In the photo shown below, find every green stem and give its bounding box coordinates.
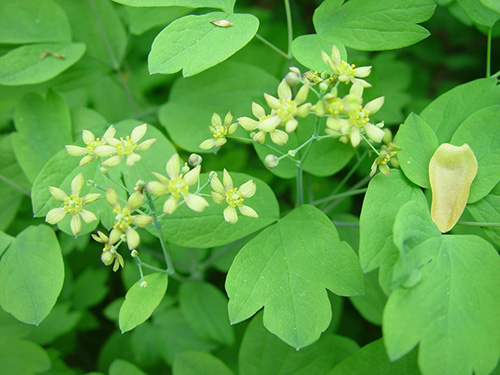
[0,174,30,197]
[255,34,289,59]
[311,188,367,205]
[457,221,500,227]
[323,174,371,214]
[332,221,360,227]
[284,0,293,58]
[134,257,145,280]
[492,70,500,78]
[361,134,380,156]
[145,191,176,275]
[296,164,304,206]
[487,27,493,77]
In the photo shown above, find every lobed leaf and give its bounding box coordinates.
[112,0,235,12]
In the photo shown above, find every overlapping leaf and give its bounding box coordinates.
[112,0,234,12]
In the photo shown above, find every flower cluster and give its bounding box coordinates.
[66,124,157,167]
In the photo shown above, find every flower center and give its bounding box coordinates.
[349,107,370,128]
[168,176,189,199]
[327,98,344,117]
[64,194,83,215]
[113,207,132,231]
[333,61,356,82]
[85,137,103,155]
[212,125,227,139]
[115,136,137,156]
[277,100,297,121]
[226,187,244,207]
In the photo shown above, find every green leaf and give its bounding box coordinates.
[0,136,30,231]
[0,0,71,44]
[467,186,500,247]
[0,232,14,259]
[0,43,86,86]
[0,225,64,325]
[480,0,500,14]
[359,170,426,277]
[391,200,441,289]
[313,0,436,51]
[457,0,500,26]
[226,205,364,349]
[124,6,192,35]
[0,339,51,375]
[160,172,279,248]
[112,0,234,12]
[349,270,386,326]
[291,34,347,72]
[71,268,109,310]
[239,313,359,375]
[148,12,259,77]
[328,339,420,375]
[396,113,439,189]
[173,351,234,375]
[420,78,500,144]
[12,91,72,183]
[159,61,279,152]
[119,273,168,333]
[383,235,500,375]
[54,0,127,69]
[450,105,500,203]
[27,302,82,345]
[109,360,148,375]
[179,281,234,346]
[154,308,217,365]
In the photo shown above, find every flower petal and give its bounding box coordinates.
[251,102,266,119]
[71,173,84,195]
[127,192,144,211]
[258,116,281,132]
[126,153,141,166]
[199,138,217,150]
[223,169,233,190]
[163,196,178,214]
[101,155,122,167]
[355,66,371,78]
[70,215,82,236]
[148,181,168,196]
[131,123,147,143]
[238,180,256,198]
[102,125,116,141]
[270,129,289,146]
[46,208,66,224]
[184,165,200,186]
[49,186,68,201]
[277,79,292,101]
[211,191,226,204]
[65,145,87,156]
[126,227,140,249]
[82,129,95,144]
[238,117,258,131]
[350,127,361,147]
[364,96,385,115]
[264,94,280,110]
[211,113,222,127]
[223,206,238,224]
[210,175,225,195]
[110,228,122,244]
[82,193,101,205]
[79,154,94,166]
[295,84,309,105]
[152,172,169,185]
[132,214,153,227]
[184,193,209,212]
[166,154,180,179]
[106,188,120,209]
[364,123,385,143]
[94,145,116,157]
[79,209,97,224]
[136,138,156,151]
[285,118,298,133]
[239,205,258,218]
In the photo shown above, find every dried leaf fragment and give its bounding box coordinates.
[429,143,478,233]
[211,19,233,28]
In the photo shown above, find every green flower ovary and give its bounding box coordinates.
[113,207,132,231]
[226,187,244,208]
[168,176,189,199]
[333,61,356,80]
[85,138,103,155]
[211,125,228,139]
[276,100,297,121]
[115,136,137,156]
[349,107,370,128]
[64,194,83,215]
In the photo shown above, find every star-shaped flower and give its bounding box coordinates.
[321,45,372,87]
[147,154,209,214]
[65,127,116,166]
[101,124,156,167]
[45,173,101,236]
[92,231,124,272]
[210,169,258,224]
[238,102,288,145]
[199,112,238,150]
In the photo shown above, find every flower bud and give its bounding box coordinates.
[100,166,108,175]
[86,179,96,187]
[319,81,329,94]
[135,179,146,189]
[208,171,217,181]
[288,150,297,157]
[264,154,279,169]
[101,251,114,266]
[181,163,190,175]
[285,67,301,86]
[382,128,392,145]
[188,153,203,166]
[130,250,138,258]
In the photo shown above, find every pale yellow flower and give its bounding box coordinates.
[102,124,157,167]
[238,102,288,145]
[45,173,101,236]
[264,79,311,133]
[199,112,238,150]
[147,154,209,214]
[92,231,124,272]
[326,82,385,147]
[321,45,372,87]
[106,188,153,250]
[210,169,258,224]
[65,127,116,166]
